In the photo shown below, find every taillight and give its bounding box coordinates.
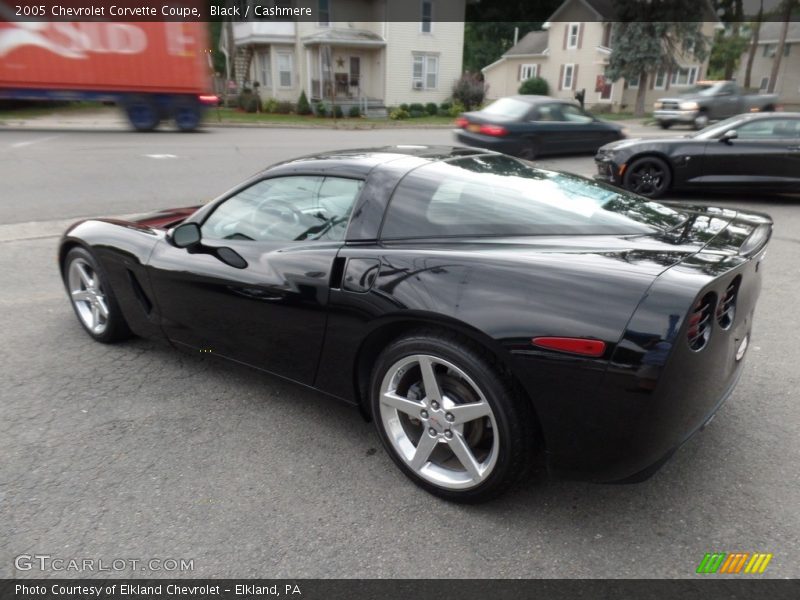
[199,94,219,106]
[531,337,606,357]
[455,117,468,128]
[479,124,508,136]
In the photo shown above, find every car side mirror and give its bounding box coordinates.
[169,222,201,248]
[721,129,738,143]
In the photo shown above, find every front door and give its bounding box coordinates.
[349,56,361,96]
[147,174,364,384]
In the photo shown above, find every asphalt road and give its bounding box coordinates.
[1,119,799,578]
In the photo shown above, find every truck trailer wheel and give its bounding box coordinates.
[124,99,160,132]
[173,100,203,132]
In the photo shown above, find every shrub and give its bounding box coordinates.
[447,101,466,117]
[399,103,410,111]
[296,90,312,115]
[425,102,438,115]
[409,103,425,113]
[451,72,486,110]
[332,105,344,118]
[315,102,327,117]
[409,109,425,118]
[348,105,361,118]
[389,108,410,120]
[274,101,294,114]
[439,101,451,111]
[518,76,549,95]
[262,97,279,113]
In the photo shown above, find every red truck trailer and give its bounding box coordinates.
[0,21,217,131]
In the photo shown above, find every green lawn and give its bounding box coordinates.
[205,107,456,128]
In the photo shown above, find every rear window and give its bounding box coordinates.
[480,97,531,119]
[381,155,686,239]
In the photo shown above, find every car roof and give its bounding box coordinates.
[504,95,573,105]
[262,146,495,178]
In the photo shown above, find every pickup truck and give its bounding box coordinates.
[653,80,779,130]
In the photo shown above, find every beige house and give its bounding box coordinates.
[482,0,719,112]
[735,22,800,108]
[231,0,465,115]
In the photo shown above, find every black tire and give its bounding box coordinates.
[369,330,537,503]
[693,110,709,131]
[658,121,672,129]
[62,247,133,344]
[173,99,203,132]
[623,156,672,198]
[124,98,160,132]
[518,142,538,161]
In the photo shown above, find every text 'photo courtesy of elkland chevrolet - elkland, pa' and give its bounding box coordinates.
[1,0,799,597]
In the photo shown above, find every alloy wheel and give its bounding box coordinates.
[629,161,667,196]
[378,354,499,490]
[67,258,109,335]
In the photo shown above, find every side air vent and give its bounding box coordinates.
[688,292,716,351]
[127,269,153,314]
[717,276,741,330]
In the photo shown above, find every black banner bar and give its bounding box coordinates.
[1,0,798,23]
[2,579,800,600]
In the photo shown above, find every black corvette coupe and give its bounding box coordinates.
[60,146,772,502]
[595,112,800,198]
[455,95,626,159]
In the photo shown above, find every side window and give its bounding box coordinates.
[736,119,800,140]
[560,104,593,123]
[201,175,362,242]
[534,104,563,121]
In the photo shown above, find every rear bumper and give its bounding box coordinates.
[653,109,699,124]
[454,130,522,155]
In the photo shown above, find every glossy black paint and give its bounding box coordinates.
[455,96,625,158]
[59,147,772,483]
[595,112,800,194]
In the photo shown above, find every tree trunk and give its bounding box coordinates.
[767,2,793,94]
[634,71,649,117]
[724,23,740,80]
[744,1,763,89]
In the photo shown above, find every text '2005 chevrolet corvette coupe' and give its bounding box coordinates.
[60,146,772,502]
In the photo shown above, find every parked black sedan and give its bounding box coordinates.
[595,112,800,198]
[60,146,771,502]
[455,95,625,159]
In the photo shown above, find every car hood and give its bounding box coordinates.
[598,137,689,152]
[131,206,201,230]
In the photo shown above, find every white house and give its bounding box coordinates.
[736,22,800,108]
[231,0,466,115]
[481,0,719,112]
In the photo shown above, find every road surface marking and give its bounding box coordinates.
[10,135,61,149]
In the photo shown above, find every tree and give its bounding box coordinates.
[708,29,749,79]
[767,0,799,93]
[606,2,710,117]
[743,0,765,88]
[463,22,544,73]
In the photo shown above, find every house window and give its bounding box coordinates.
[318,0,330,26]
[628,74,640,89]
[277,52,293,88]
[258,50,271,88]
[412,54,438,89]
[762,44,790,58]
[567,23,580,49]
[421,0,433,34]
[562,64,575,90]
[520,64,538,81]
[759,76,770,91]
[671,66,698,86]
[654,70,667,89]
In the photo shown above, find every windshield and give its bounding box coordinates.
[683,83,719,96]
[382,155,688,239]
[691,115,750,139]
[480,97,531,119]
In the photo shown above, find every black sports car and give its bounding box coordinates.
[60,146,772,502]
[455,95,625,159]
[595,112,800,198]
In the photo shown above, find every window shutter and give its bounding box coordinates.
[559,64,564,90]
[572,65,579,90]
[518,64,522,81]
[563,25,568,50]
[578,23,584,49]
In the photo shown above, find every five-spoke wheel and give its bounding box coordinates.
[623,156,672,198]
[63,247,131,343]
[371,332,535,502]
